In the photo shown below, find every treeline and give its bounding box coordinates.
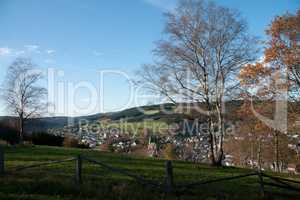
[0,122,89,148]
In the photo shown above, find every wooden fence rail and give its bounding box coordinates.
[261,173,300,193]
[177,172,258,189]
[0,149,300,199]
[257,171,265,198]
[262,173,300,184]
[13,158,76,172]
[81,155,162,188]
[75,155,82,184]
[264,182,300,192]
[165,160,174,194]
[0,147,4,175]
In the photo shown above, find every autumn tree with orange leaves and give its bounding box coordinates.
[265,10,300,98]
[238,10,300,172]
[225,99,270,169]
[236,62,275,170]
[240,9,300,100]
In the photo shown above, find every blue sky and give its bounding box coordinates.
[0,0,299,116]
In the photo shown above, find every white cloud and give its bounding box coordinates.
[46,49,55,54]
[0,45,57,58]
[14,50,25,56]
[93,50,103,57]
[144,0,177,11]
[24,44,39,50]
[44,59,55,64]
[0,47,12,56]
[24,45,41,53]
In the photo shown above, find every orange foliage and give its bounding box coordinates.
[239,63,271,86]
[265,10,300,69]
[239,10,299,98]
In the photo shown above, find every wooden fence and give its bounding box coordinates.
[0,148,299,199]
[0,147,4,176]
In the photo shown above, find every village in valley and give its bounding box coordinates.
[0,0,299,199]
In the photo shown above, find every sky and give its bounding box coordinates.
[0,0,299,117]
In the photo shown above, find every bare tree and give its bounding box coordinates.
[137,0,258,166]
[1,58,47,144]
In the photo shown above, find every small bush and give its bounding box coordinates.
[31,132,64,146]
[62,136,90,149]
[100,139,115,152]
[100,143,111,152]
[77,142,90,149]
[63,136,79,148]
[0,123,19,145]
[163,143,177,160]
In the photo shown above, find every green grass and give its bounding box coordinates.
[0,145,299,200]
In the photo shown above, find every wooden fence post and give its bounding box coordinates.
[257,171,265,199]
[0,147,4,175]
[76,155,82,184]
[165,160,174,194]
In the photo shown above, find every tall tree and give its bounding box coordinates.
[1,58,47,144]
[234,98,270,170]
[239,62,285,172]
[265,10,300,98]
[137,0,258,166]
[239,10,300,172]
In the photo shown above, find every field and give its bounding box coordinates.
[0,145,299,200]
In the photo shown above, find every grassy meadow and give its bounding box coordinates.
[0,145,299,200]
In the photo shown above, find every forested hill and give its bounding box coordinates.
[1,101,299,134]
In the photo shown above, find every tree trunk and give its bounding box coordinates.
[208,118,224,167]
[205,94,224,167]
[208,125,217,165]
[19,114,24,144]
[215,151,224,166]
[257,138,262,171]
[274,131,279,172]
[251,138,254,169]
[215,100,225,167]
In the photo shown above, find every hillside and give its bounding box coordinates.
[0,102,238,134]
[1,100,299,137]
[0,145,299,200]
[0,103,183,133]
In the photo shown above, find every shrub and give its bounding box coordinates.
[100,143,111,152]
[100,139,115,152]
[62,136,90,149]
[77,142,90,149]
[163,143,177,160]
[63,136,79,148]
[0,123,19,145]
[296,165,300,173]
[31,132,64,146]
